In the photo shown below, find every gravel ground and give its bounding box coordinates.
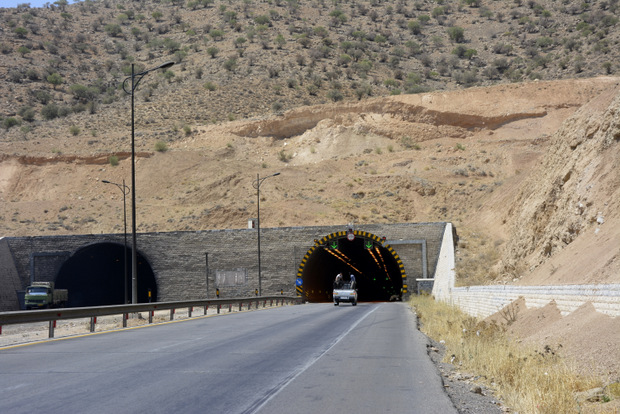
[426,337,507,414]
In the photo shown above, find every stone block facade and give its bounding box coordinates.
[1,222,450,310]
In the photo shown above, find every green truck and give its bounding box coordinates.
[24,282,68,310]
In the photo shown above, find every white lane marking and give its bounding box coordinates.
[243,303,382,414]
[3,383,28,391]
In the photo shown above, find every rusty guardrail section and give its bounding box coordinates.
[0,296,302,338]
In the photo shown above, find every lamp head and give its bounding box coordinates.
[158,61,175,70]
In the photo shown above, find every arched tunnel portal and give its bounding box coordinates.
[55,242,157,307]
[297,231,406,302]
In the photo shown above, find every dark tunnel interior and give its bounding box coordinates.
[301,237,403,302]
[55,242,157,307]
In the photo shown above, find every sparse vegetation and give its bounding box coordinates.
[46,72,63,90]
[41,103,59,120]
[3,117,20,130]
[278,150,291,163]
[203,81,217,91]
[411,295,599,414]
[154,141,168,152]
[0,0,612,134]
[401,136,418,149]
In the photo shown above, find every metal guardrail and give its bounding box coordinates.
[0,296,302,338]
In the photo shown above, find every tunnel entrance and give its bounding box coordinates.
[297,230,406,303]
[55,242,157,307]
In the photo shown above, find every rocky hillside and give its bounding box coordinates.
[0,0,618,287]
[1,0,619,133]
[502,83,620,285]
[1,76,619,288]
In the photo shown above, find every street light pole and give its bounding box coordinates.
[102,179,130,304]
[252,172,280,296]
[123,61,174,304]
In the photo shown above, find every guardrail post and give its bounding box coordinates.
[239,302,242,311]
[149,311,153,324]
[123,313,128,328]
[90,317,96,333]
[249,301,252,310]
[228,303,232,313]
[48,320,55,338]
[170,309,175,321]
[188,307,192,318]
[217,304,220,314]
[204,305,208,315]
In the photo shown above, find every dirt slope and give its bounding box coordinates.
[1,77,619,387]
[1,77,618,282]
[502,81,620,285]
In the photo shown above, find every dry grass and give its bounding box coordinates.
[455,231,502,286]
[410,294,601,414]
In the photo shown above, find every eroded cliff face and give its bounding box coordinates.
[502,87,620,284]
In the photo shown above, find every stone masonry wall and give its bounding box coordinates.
[2,222,448,310]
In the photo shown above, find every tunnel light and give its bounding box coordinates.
[323,245,362,275]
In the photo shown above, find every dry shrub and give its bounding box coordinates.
[455,235,502,286]
[410,294,599,413]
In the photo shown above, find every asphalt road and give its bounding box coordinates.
[0,302,456,414]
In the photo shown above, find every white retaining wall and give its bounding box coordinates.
[431,224,620,318]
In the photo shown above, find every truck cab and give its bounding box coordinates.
[25,285,53,309]
[24,282,68,310]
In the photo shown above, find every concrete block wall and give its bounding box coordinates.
[450,284,620,318]
[430,222,456,300]
[1,222,448,309]
[431,223,620,318]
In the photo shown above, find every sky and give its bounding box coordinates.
[1,1,81,8]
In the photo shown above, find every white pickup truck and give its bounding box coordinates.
[333,282,358,306]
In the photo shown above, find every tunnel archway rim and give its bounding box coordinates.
[296,229,408,296]
[54,241,158,306]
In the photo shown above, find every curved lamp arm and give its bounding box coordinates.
[102,179,130,196]
[252,172,281,190]
[122,61,175,95]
